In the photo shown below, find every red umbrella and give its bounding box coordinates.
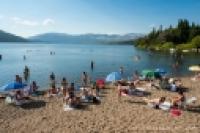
[96,79,105,89]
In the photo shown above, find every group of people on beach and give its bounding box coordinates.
[2,61,199,114]
[117,72,197,114]
[47,71,100,109]
[8,67,38,105]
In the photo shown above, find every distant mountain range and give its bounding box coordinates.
[0,30,144,43]
[29,33,143,44]
[0,30,27,42]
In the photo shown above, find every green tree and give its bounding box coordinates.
[177,19,190,43]
[191,35,200,48]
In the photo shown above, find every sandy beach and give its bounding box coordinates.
[0,77,200,133]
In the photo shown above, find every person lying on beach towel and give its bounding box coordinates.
[171,90,197,110]
[143,97,166,109]
[118,82,149,98]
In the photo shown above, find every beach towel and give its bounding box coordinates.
[81,96,100,104]
[5,96,13,104]
[170,108,182,117]
[159,102,172,111]
[128,88,149,97]
[186,97,197,104]
[63,105,74,111]
[136,87,146,91]
[179,97,197,108]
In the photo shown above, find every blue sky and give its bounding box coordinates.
[0,0,200,37]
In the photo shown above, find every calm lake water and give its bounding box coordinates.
[0,43,199,89]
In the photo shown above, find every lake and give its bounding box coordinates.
[0,43,200,89]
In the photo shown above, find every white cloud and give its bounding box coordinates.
[10,17,55,27]
[21,20,39,26]
[11,17,39,26]
[42,18,55,26]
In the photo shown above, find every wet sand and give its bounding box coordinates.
[0,77,200,133]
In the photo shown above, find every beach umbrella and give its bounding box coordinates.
[106,72,122,82]
[142,69,160,79]
[189,65,200,72]
[155,68,167,76]
[96,79,105,85]
[0,82,27,93]
[96,79,105,89]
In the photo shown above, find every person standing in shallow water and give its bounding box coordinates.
[23,55,26,60]
[120,66,124,75]
[23,66,30,82]
[81,72,88,86]
[49,72,56,89]
[91,60,94,70]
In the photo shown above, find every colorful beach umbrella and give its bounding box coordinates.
[142,69,160,79]
[96,79,105,85]
[189,65,200,72]
[106,72,122,82]
[0,82,27,93]
[96,79,105,89]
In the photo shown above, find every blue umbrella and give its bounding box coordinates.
[0,82,27,93]
[106,72,122,82]
[155,68,167,76]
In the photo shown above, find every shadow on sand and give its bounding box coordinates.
[186,105,200,114]
[74,104,90,110]
[125,100,146,105]
[20,100,46,109]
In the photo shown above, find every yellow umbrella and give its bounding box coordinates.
[189,65,200,72]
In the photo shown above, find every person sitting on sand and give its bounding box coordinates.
[64,83,81,108]
[30,81,38,93]
[118,82,134,97]
[170,81,178,92]
[159,76,170,90]
[169,78,183,92]
[171,91,184,108]
[15,75,20,83]
[81,86,100,104]
[14,90,27,105]
[132,70,146,85]
[91,82,100,97]
[143,97,166,109]
[48,85,59,97]
[171,90,197,109]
